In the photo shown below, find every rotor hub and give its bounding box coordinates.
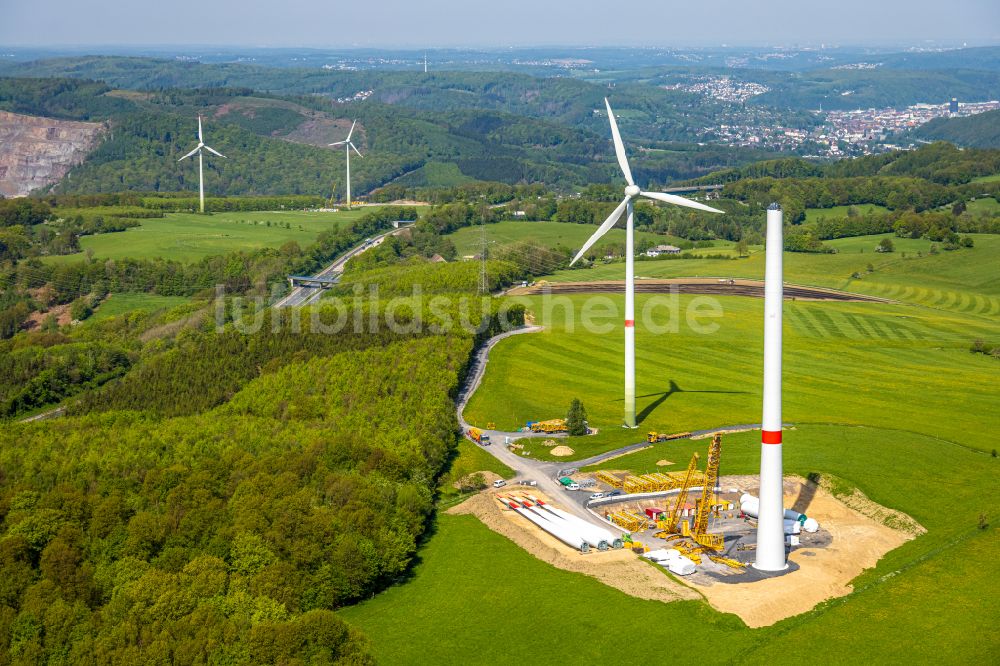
[625,185,640,198]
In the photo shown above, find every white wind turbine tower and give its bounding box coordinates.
[570,98,723,428]
[178,115,225,213]
[329,120,363,208]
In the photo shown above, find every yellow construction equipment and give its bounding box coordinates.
[609,511,647,533]
[530,419,567,433]
[596,471,624,488]
[647,431,692,444]
[662,452,700,534]
[708,554,745,570]
[691,434,725,551]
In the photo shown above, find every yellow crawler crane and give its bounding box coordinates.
[596,471,624,488]
[662,451,700,534]
[691,434,725,551]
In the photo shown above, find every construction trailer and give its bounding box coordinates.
[646,431,692,444]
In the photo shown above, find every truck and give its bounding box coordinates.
[529,418,568,434]
[468,427,491,446]
[558,476,581,491]
[647,431,692,444]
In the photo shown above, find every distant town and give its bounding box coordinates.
[667,75,1000,156]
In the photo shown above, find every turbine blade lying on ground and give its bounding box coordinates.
[605,98,634,186]
[641,191,724,214]
[178,146,200,161]
[571,196,630,265]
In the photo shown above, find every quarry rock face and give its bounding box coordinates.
[0,111,104,197]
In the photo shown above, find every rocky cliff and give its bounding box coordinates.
[0,111,104,197]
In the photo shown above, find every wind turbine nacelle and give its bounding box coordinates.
[625,185,640,198]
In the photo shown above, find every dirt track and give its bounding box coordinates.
[506,278,889,303]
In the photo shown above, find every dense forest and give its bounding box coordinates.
[910,110,1000,148]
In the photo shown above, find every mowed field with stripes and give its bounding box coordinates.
[465,234,1000,457]
[544,233,1000,320]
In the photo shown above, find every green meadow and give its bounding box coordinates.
[543,233,1000,319]
[45,208,375,263]
[464,293,997,457]
[345,234,999,663]
[89,293,192,321]
[446,220,726,257]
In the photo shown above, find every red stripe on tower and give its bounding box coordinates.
[624,319,634,327]
[762,430,782,444]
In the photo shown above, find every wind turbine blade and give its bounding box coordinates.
[347,119,357,141]
[605,98,634,186]
[640,191,724,214]
[198,115,203,143]
[350,143,363,158]
[570,197,629,265]
[203,144,226,158]
[178,146,200,161]
[329,140,347,147]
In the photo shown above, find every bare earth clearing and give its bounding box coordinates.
[448,489,700,603]
[450,475,920,628]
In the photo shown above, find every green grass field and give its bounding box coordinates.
[447,220,729,258]
[543,234,1000,319]
[971,173,1000,183]
[965,197,1000,214]
[88,293,193,322]
[347,238,999,661]
[343,424,998,664]
[45,208,375,263]
[804,204,889,222]
[464,293,997,457]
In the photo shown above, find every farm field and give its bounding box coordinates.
[446,220,727,257]
[965,196,1000,214]
[464,292,997,456]
[804,204,889,222]
[543,233,1000,318]
[88,293,193,321]
[43,208,375,263]
[342,424,998,664]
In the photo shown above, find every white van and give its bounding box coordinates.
[564,482,581,491]
[493,479,507,488]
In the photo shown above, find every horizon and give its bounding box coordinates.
[2,0,998,49]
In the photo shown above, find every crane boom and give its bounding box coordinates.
[664,452,699,532]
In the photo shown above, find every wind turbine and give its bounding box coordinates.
[178,115,225,214]
[570,98,724,428]
[329,120,363,208]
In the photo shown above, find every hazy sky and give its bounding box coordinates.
[2,0,998,48]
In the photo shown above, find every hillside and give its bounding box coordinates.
[910,109,1000,148]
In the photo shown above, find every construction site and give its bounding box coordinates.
[451,430,918,627]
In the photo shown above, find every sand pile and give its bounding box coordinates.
[550,446,575,457]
